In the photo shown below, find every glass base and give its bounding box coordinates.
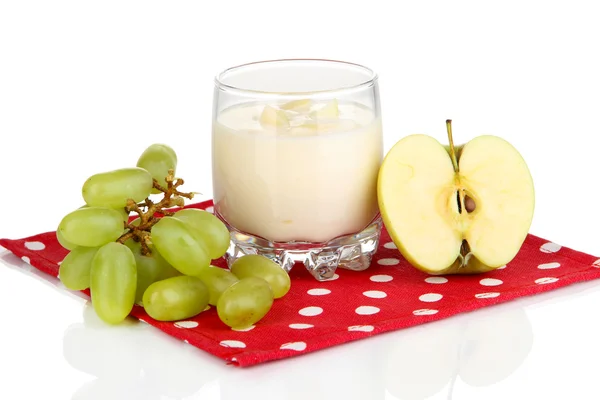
[221,216,383,281]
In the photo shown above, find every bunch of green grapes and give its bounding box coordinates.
[56,143,291,328]
[143,254,292,329]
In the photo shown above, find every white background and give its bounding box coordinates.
[1,1,600,399]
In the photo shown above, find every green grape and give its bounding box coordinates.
[56,228,78,251]
[230,255,291,299]
[150,217,210,276]
[173,209,230,260]
[123,237,141,253]
[216,277,274,329]
[115,207,130,222]
[59,247,99,290]
[142,276,209,322]
[80,204,130,222]
[196,265,239,305]
[136,144,177,194]
[125,239,180,304]
[58,207,125,247]
[82,167,153,209]
[90,242,137,324]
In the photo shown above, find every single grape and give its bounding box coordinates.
[216,277,274,329]
[56,228,78,251]
[58,207,125,247]
[173,209,230,260]
[90,242,137,324]
[80,204,130,222]
[82,167,153,209]
[125,239,181,304]
[59,247,99,290]
[142,276,209,322]
[230,255,291,298]
[136,144,177,194]
[196,265,239,305]
[150,217,210,276]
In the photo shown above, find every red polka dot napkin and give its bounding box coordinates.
[2,200,600,367]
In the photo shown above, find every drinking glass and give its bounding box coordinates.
[212,59,383,281]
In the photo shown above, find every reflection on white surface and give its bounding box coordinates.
[62,299,534,400]
[5,247,600,399]
[64,302,387,400]
[384,306,533,399]
[65,303,226,399]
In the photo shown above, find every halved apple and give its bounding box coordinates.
[377,120,535,274]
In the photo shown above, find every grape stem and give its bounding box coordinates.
[116,169,195,255]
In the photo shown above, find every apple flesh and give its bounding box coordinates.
[377,120,535,274]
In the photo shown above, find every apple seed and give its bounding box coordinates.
[465,195,476,213]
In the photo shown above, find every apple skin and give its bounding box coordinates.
[428,252,498,276]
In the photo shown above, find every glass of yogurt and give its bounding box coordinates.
[212,59,383,281]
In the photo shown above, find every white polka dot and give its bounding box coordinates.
[538,262,560,270]
[231,357,237,362]
[289,323,314,329]
[370,274,393,282]
[232,325,255,332]
[24,241,45,251]
[363,290,387,299]
[299,306,323,316]
[535,277,559,284]
[383,242,397,249]
[220,340,246,348]
[348,325,374,332]
[377,258,400,266]
[205,206,214,213]
[174,321,198,329]
[355,306,380,315]
[419,293,443,302]
[593,259,600,268]
[497,265,507,270]
[413,309,438,316]
[425,277,448,284]
[307,288,331,296]
[280,341,307,351]
[475,292,500,299]
[480,278,503,286]
[21,256,31,265]
[540,242,561,253]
